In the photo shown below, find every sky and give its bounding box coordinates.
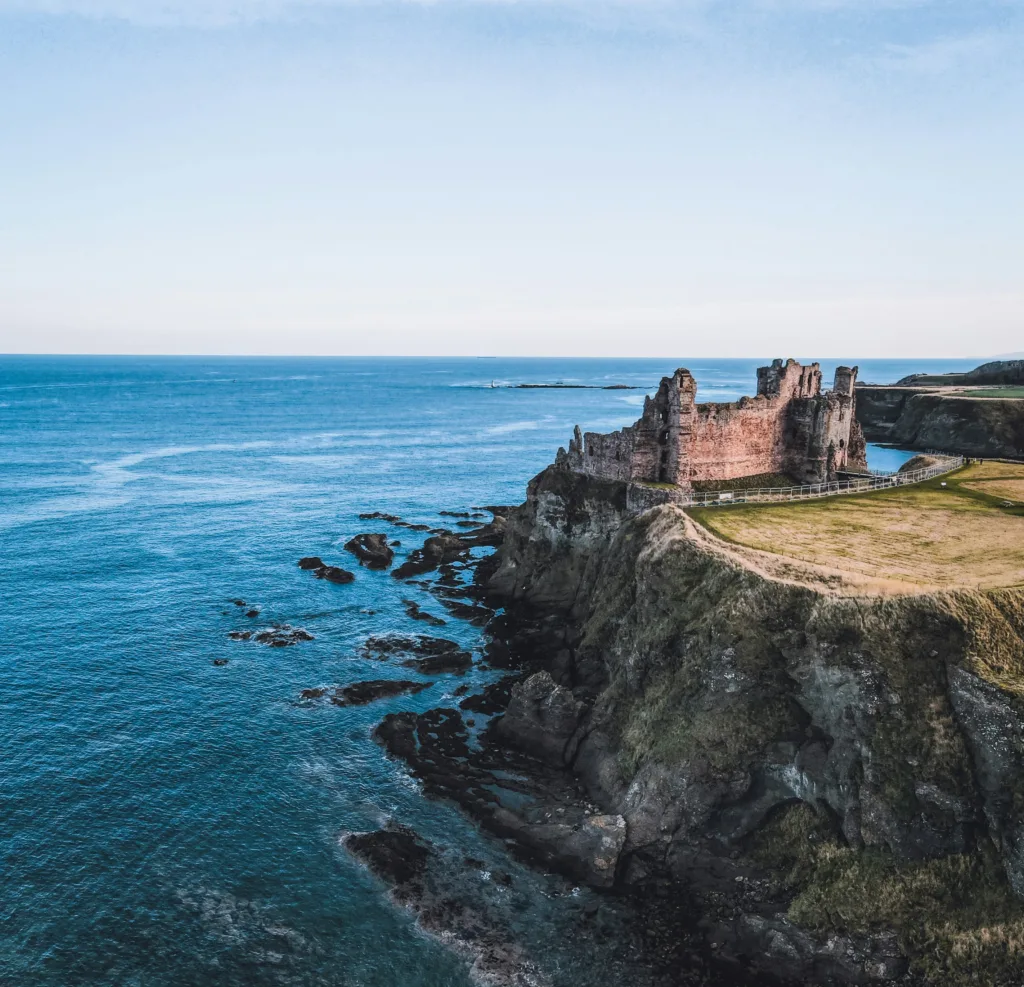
[0,0,1021,357]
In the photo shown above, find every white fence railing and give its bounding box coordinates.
[682,455,965,508]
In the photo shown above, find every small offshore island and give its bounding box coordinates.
[346,359,1024,987]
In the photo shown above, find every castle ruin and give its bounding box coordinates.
[558,359,867,490]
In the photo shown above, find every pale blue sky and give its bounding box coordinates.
[1,1,1021,356]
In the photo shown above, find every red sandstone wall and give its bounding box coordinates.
[682,398,792,482]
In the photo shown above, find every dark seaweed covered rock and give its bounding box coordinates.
[343,823,550,986]
[392,533,468,579]
[301,679,432,706]
[372,706,625,888]
[344,823,430,886]
[438,599,494,625]
[332,679,433,706]
[344,533,395,570]
[254,624,314,647]
[402,599,446,626]
[406,651,471,675]
[359,511,431,532]
[314,565,355,584]
[363,634,472,673]
[298,556,355,583]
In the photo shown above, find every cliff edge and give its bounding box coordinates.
[484,463,1024,984]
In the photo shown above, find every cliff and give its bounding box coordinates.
[857,387,1024,459]
[483,464,1024,984]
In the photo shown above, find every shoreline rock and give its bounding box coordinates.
[343,823,551,987]
[344,533,395,570]
[297,557,355,584]
[402,599,446,627]
[253,624,314,647]
[362,634,473,675]
[301,679,433,706]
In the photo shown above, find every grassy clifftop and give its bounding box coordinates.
[690,462,1024,594]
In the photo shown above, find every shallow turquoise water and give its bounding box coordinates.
[0,356,967,985]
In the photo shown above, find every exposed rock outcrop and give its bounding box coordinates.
[494,671,584,768]
[373,706,626,888]
[391,517,508,580]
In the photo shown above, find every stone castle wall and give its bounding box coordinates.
[558,359,865,489]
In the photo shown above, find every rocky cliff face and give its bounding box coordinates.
[857,387,1024,459]
[484,465,1024,984]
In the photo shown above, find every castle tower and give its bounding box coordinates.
[629,368,697,486]
[832,366,857,398]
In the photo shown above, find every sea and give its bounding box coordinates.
[0,355,971,986]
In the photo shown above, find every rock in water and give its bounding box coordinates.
[344,823,430,886]
[402,599,446,626]
[363,634,472,674]
[314,565,355,584]
[344,533,395,570]
[343,823,550,987]
[253,624,315,647]
[298,556,355,582]
[392,533,468,579]
[330,679,433,706]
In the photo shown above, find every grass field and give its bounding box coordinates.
[950,386,1024,399]
[690,462,1024,592]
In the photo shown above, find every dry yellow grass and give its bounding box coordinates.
[690,463,1024,594]
[960,460,1024,503]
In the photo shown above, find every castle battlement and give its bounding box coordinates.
[557,359,866,488]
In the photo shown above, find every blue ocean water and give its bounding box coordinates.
[0,355,970,986]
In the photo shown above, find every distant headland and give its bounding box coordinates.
[857,358,1024,460]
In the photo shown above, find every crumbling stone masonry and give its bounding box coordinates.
[557,359,867,489]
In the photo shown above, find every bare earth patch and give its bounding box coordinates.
[690,463,1024,594]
